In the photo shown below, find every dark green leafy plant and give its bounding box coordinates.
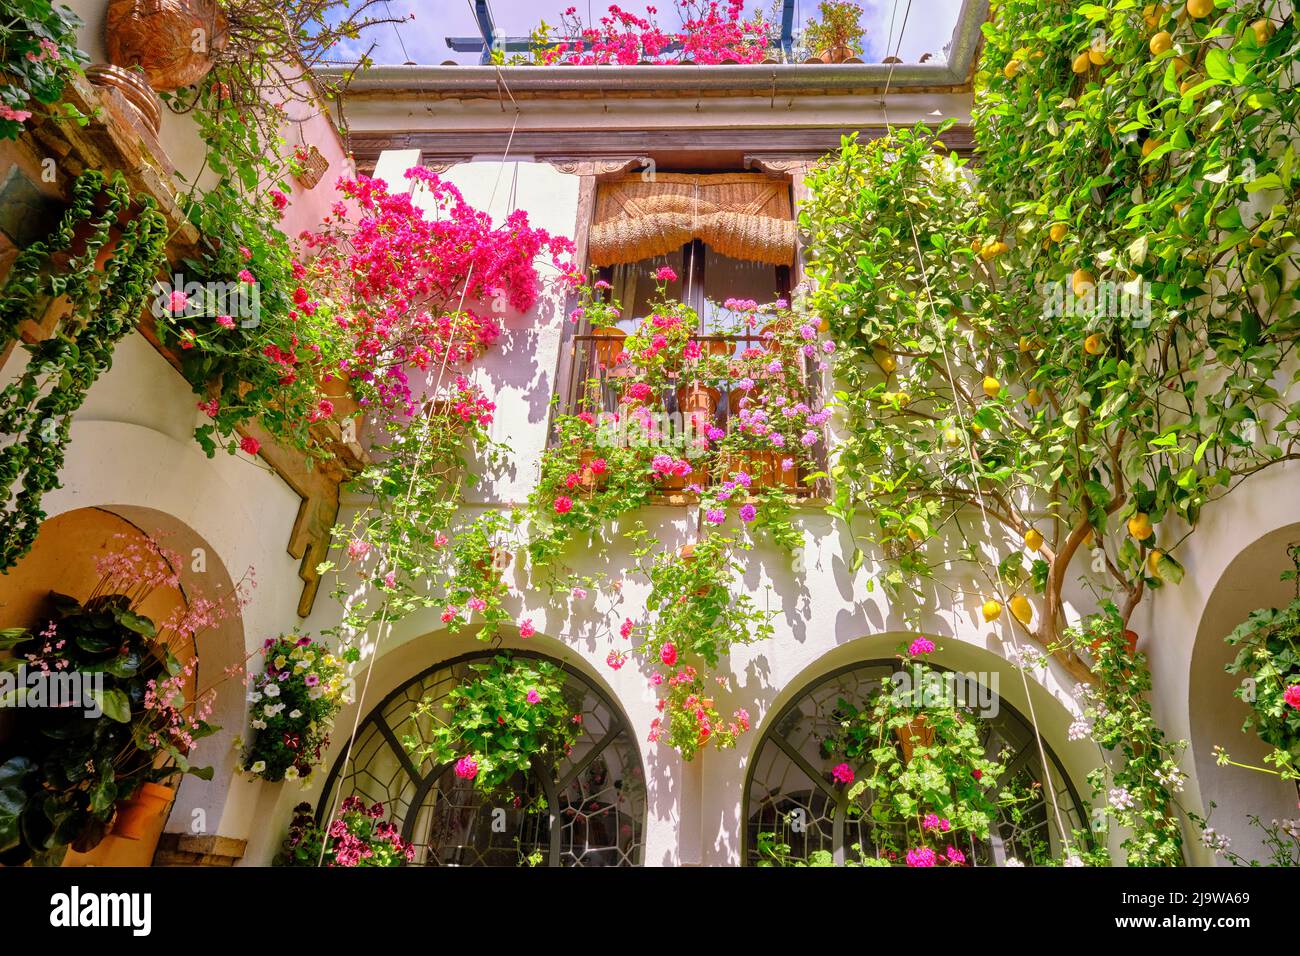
[1223,545,1300,780]
[0,0,86,140]
[403,654,582,800]
[1057,606,1185,866]
[0,593,215,865]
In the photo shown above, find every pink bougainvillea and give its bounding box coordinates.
[298,168,575,421]
[538,1,771,65]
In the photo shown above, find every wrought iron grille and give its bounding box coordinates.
[744,660,1091,866]
[555,329,830,497]
[317,651,646,867]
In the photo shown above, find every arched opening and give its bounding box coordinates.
[0,505,246,866]
[743,659,1090,866]
[318,649,647,866]
[1188,523,1300,863]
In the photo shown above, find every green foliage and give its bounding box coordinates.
[625,525,771,760]
[442,511,515,639]
[0,170,169,569]
[0,594,214,865]
[0,0,86,140]
[1058,607,1186,866]
[836,652,1013,864]
[803,1,866,59]
[1224,547,1300,779]
[275,798,412,867]
[403,654,582,799]
[527,406,659,564]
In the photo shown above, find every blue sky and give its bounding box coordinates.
[331,0,964,66]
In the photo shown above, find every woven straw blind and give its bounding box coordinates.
[589,173,795,267]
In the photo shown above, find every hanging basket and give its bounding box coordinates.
[293,145,330,190]
[895,716,934,764]
[591,327,627,368]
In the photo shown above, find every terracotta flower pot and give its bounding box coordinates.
[473,548,512,580]
[718,449,798,489]
[577,449,607,490]
[105,0,228,92]
[818,45,854,64]
[85,63,162,135]
[676,383,720,418]
[678,542,696,562]
[592,327,626,367]
[895,716,934,764]
[318,369,359,421]
[111,782,175,840]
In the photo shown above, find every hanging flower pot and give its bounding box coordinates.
[895,715,934,764]
[577,449,608,490]
[473,548,512,582]
[105,0,228,92]
[318,368,359,422]
[592,327,626,368]
[718,449,798,489]
[676,383,720,418]
[111,782,175,840]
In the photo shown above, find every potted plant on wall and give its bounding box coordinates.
[804,1,866,64]
[0,535,249,864]
[240,634,349,782]
[0,0,86,140]
[275,798,413,866]
[1224,547,1300,783]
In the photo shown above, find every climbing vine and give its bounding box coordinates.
[0,169,168,570]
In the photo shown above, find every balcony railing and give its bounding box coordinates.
[553,331,830,499]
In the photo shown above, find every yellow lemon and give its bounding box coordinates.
[1186,0,1213,18]
[1072,269,1096,296]
[1150,31,1173,55]
[1084,333,1106,356]
[1147,549,1165,578]
[1004,59,1022,79]
[1072,51,1091,74]
[874,349,897,374]
[1026,387,1043,407]
[1024,528,1044,552]
[1143,3,1166,29]
[1049,222,1069,243]
[1010,595,1033,626]
[982,600,1003,623]
[1128,512,1153,540]
[1252,19,1274,44]
[1088,46,1108,65]
[982,376,1002,398]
